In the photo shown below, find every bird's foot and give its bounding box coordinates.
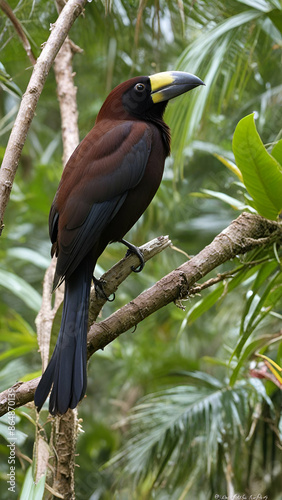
[120,238,145,273]
[93,276,115,302]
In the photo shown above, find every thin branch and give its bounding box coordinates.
[0,0,36,65]
[0,212,281,417]
[0,0,87,233]
[89,235,172,323]
[189,256,274,295]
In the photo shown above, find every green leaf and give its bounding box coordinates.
[20,466,46,500]
[201,188,256,212]
[237,0,275,12]
[232,113,282,220]
[186,283,224,325]
[229,334,279,386]
[0,345,36,362]
[7,248,50,269]
[0,269,41,312]
[213,153,243,181]
[232,267,281,363]
[0,63,22,98]
[0,359,28,391]
[268,9,282,35]
[171,370,224,389]
[186,263,259,325]
[166,9,262,174]
[271,139,282,165]
[21,370,42,382]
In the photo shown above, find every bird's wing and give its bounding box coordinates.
[51,121,152,284]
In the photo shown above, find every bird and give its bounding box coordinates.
[34,70,204,415]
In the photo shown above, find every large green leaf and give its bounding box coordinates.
[268,9,282,34]
[20,466,46,500]
[271,138,282,165]
[238,0,279,13]
[232,113,282,220]
[0,269,41,312]
[7,248,50,269]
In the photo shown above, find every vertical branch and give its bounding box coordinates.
[35,5,83,496]
[224,448,235,498]
[53,409,79,500]
[54,38,81,164]
[35,258,64,372]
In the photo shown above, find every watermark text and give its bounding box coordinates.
[6,387,17,493]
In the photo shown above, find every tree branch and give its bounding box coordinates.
[87,213,282,355]
[0,0,87,233]
[89,235,172,323]
[33,2,83,495]
[0,212,281,417]
[0,0,36,65]
[54,0,82,164]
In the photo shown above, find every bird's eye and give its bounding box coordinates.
[135,83,145,92]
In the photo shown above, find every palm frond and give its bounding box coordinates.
[108,373,272,490]
[165,6,279,175]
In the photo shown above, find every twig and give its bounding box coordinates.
[188,256,274,295]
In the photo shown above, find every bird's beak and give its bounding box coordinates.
[150,71,205,104]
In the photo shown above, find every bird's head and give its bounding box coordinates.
[97,71,204,122]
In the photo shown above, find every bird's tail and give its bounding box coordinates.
[34,258,93,415]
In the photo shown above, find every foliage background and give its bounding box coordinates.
[0,0,281,498]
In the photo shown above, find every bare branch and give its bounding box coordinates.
[0,380,39,416]
[89,235,172,323]
[0,0,87,232]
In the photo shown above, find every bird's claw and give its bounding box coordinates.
[93,276,115,302]
[120,239,145,273]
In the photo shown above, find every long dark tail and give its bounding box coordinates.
[34,258,93,415]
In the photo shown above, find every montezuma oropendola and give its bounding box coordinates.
[34,71,204,415]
